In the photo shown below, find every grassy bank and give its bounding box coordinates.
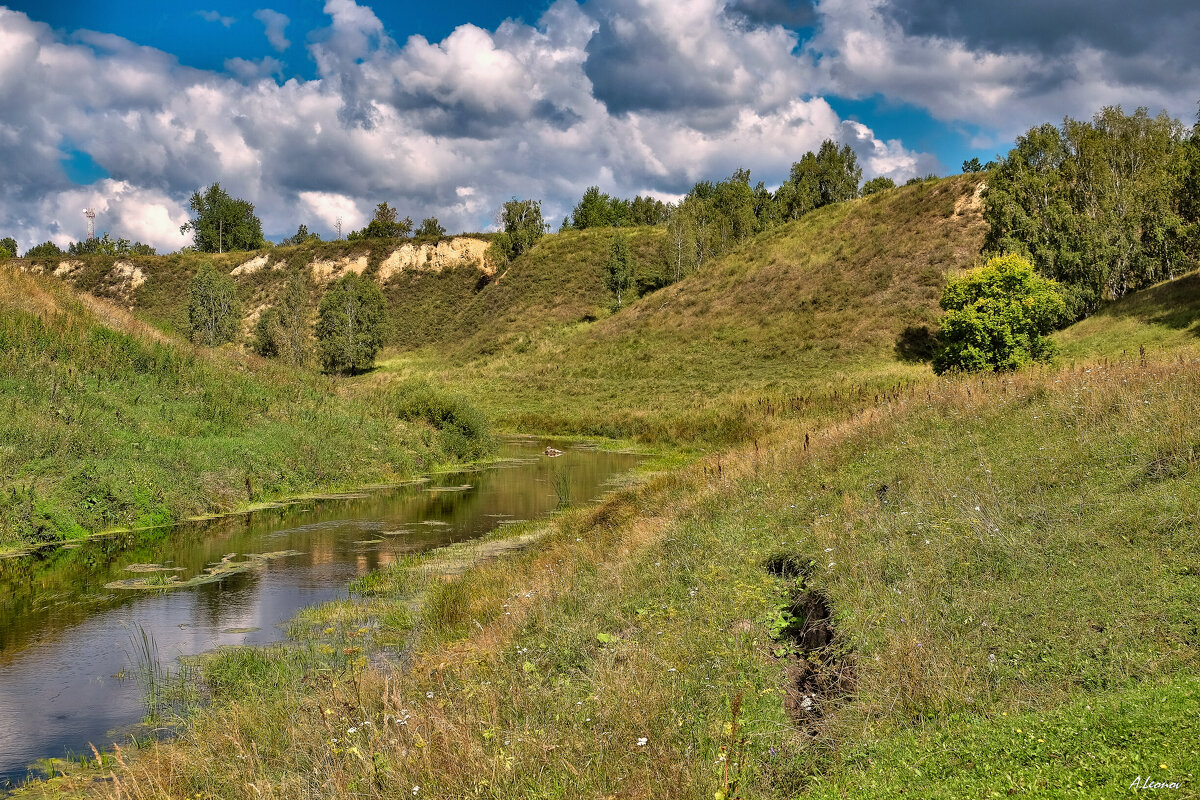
[24,340,1195,797]
[0,267,493,552]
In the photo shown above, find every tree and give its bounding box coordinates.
[180,183,265,253]
[0,237,16,259]
[933,254,1066,374]
[605,231,636,308]
[349,203,414,240]
[415,217,447,238]
[188,261,242,346]
[814,140,862,206]
[283,224,321,246]
[962,157,984,173]
[861,176,896,196]
[24,241,62,258]
[663,206,697,283]
[486,198,546,267]
[316,272,388,374]
[252,268,311,365]
[984,106,1190,317]
[67,233,155,256]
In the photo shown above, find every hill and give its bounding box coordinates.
[379,175,989,444]
[0,267,491,552]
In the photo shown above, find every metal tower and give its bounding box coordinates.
[83,208,96,240]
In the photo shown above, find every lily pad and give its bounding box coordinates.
[106,550,303,590]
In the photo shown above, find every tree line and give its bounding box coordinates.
[983,104,1200,318]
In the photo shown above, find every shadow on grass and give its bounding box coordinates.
[894,324,938,363]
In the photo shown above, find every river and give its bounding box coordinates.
[0,439,638,788]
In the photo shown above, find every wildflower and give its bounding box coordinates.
[348,727,358,734]
[637,737,648,746]
[412,787,420,795]
[426,691,434,698]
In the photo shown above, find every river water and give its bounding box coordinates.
[0,439,638,788]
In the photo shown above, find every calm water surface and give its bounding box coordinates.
[0,439,638,788]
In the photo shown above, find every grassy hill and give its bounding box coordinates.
[11,172,1200,797]
[62,266,1200,800]
[379,175,989,444]
[0,266,491,552]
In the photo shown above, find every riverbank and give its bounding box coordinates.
[0,266,502,554]
[12,349,1199,799]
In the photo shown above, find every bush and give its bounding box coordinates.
[315,273,387,374]
[188,261,242,346]
[382,381,495,461]
[933,253,1067,374]
[24,241,63,258]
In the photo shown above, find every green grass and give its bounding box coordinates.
[11,175,1200,799]
[368,175,989,446]
[0,267,493,551]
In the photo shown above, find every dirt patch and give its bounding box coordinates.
[377,237,492,281]
[954,180,986,216]
[766,554,855,733]
[109,259,146,291]
[311,254,369,283]
[231,254,272,276]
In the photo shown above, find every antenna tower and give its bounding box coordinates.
[335,217,343,241]
[83,208,96,240]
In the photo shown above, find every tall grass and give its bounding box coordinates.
[0,267,492,550]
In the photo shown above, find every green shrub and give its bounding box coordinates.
[315,273,387,374]
[188,261,242,346]
[934,253,1066,374]
[383,381,495,461]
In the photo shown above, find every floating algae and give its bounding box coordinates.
[353,539,385,545]
[424,484,473,493]
[123,563,185,573]
[106,551,304,590]
[418,520,451,526]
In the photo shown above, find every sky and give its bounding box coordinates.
[0,0,1197,252]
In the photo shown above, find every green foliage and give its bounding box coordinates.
[252,268,311,366]
[281,224,320,246]
[24,241,63,258]
[984,105,1195,317]
[187,261,242,347]
[961,157,984,173]
[934,253,1066,373]
[861,176,896,196]
[486,198,546,267]
[662,207,697,282]
[180,183,265,252]
[315,272,388,374]
[348,203,413,240]
[776,139,862,220]
[415,217,447,238]
[68,233,156,256]
[569,187,669,229]
[379,380,495,461]
[0,246,11,261]
[0,236,16,259]
[605,230,636,308]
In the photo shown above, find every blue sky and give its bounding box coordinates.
[1,0,1195,250]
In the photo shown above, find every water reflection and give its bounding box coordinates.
[0,439,637,788]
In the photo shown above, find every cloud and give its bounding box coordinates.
[727,0,817,29]
[253,9,291,52]
[196,10,235,28]
[806,0,1200,138]
[0,2,942,253]
[583,0,812,118]
[225,56,285,81]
